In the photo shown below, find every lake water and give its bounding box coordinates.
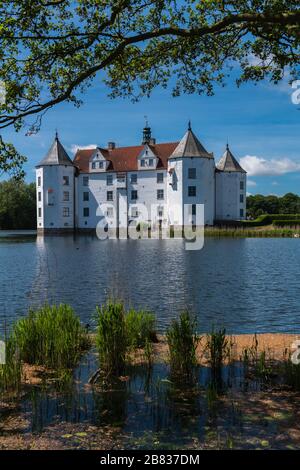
[1,234,300,333]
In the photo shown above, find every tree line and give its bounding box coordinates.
[247,193,300,219]
[0,179,36,229]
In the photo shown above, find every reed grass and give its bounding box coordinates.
[205,328,229,370]
[125,309,156,350]
[13,304,90,370]
[95,302,157,376]
[95,301,127,376]
[166,311,199,380]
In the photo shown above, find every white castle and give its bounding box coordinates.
[35,123,247,234]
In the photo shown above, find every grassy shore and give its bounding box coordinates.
[205,226,300,238]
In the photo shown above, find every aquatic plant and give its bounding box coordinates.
[95,301,127,376]
[166,311,199,380]
[125,309,156,350]
[205,327,229,370]
[13,304,90,370]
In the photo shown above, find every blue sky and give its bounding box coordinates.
[2,75,300,195]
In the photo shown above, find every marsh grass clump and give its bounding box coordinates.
[166,311,200,381]
[95,301,127,376]
[0,336,22,394]
[125,309,156,350]
[205,328,229,370]
[13,304,90,370]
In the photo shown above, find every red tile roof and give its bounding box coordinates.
[73,142,179,173]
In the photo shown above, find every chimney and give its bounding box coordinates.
[108,142,116,150]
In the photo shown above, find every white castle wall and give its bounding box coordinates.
[167,157,215,226]
[215,171,246,220]
[36,165,75,230]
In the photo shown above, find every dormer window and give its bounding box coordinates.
[141,160,145,167]
[92,162,96,169]
[99,161,104,169]
[149,159,153,166]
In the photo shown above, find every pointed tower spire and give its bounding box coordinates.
[36,133,73,167]
[170,125,213,158]
[216,144,246,173]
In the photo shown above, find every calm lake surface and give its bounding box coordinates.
[0,234,300,333]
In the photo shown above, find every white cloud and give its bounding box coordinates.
[240,155,300,176]
[247,179,257,187]
[272,181,279,186]
[69,144,97,154]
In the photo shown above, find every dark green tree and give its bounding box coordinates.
[0,1,299,176]
[247,193,300,218]
[0,179,36,229]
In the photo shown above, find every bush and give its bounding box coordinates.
[13,304,89,369]
[166,311,199,380]
[242,214,300,227]
[125,309,156,350]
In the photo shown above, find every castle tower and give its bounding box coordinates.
[35,133,75,233]
[167,123,216,227]
[215,144,247,220]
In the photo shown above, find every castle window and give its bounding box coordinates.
[107,174,113,185]
[131,174,137,184]
[92,162,96,169]
[192,204,196,215]
[240,181,244,190]
[131,206,139,217]
[106,207,113,218]
[149,158,154,166]
[131,190,138,200]
[141,160,145,167]
[188,168,196,179]
[37,176,41,187]
[38,192,41,202]
[240,194,244,203]
[240,208,244,218]
[99,161,104,169]
[83,207,89,217]
[188,186,196,197]
[157,206,164,217]
[38,208,42,218]
[83,191,89,202]
[63,207,70,217]
[107,191,113,201]
[157,189,164,200]
[157,173,164,183]
[63,191,69,201]
[63,176,69,186]
[83,176,89,186]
